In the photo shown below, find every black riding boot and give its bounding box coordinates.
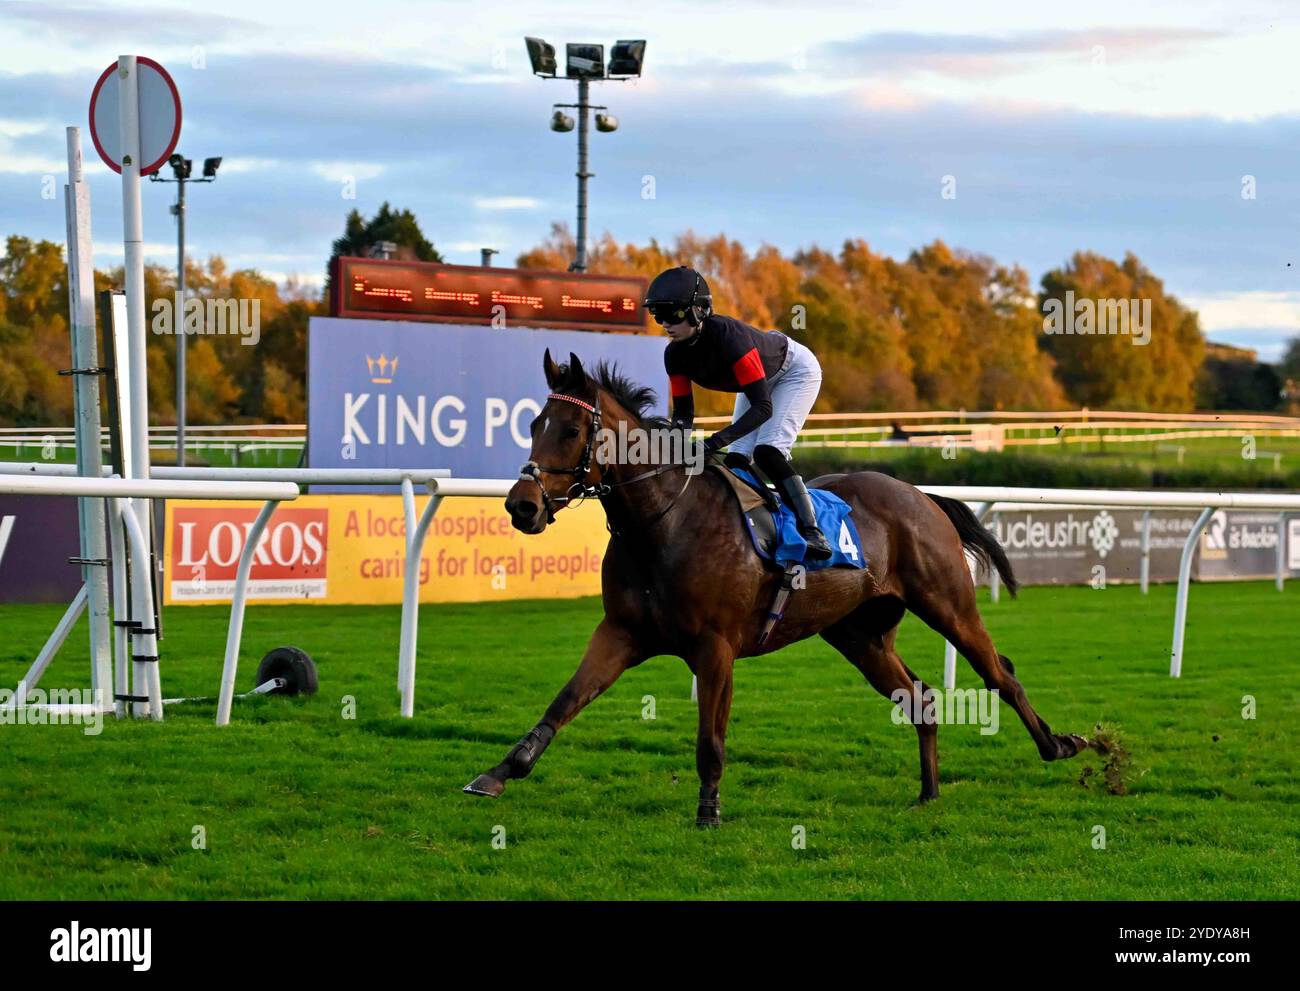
[776,475,833,561]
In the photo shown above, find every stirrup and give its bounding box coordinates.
[801,526,833,560]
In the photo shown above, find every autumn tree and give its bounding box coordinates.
[324,203,443,300]
[1039,252,1205,411]
[0,236,73,425]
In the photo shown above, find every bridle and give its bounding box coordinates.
[519,392,608,518]
[518,391,695,532]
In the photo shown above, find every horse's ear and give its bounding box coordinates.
[568,352,585,384]
[543,348,561,388]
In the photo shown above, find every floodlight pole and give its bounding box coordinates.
[574,77,591,272]
[530,37,642,272]
[175,175,186,465]
[153,159,217,466]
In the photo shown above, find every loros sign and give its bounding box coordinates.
[170,506,328,601]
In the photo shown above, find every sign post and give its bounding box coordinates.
[89,54,182,719]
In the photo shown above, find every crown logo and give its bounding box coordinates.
[365,353,398,384]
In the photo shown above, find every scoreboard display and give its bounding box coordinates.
[330,257,649,333]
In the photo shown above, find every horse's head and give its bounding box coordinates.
[506,349,604,534]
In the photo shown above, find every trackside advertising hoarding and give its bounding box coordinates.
[989,508,1201,585]
[162,499,1299,607]
[988,508,1300,585]
[306,317,668,484]
[0,496,83,603]
[163,496,608,605]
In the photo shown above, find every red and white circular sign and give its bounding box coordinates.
[89,56,182,176]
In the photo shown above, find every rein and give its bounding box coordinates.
[519,391,695,533]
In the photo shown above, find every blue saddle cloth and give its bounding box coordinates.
[731,469,866,572]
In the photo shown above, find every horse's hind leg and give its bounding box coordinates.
[822,608,939,803]
[907,579,1087,762]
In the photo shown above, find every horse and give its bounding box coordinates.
[464,350,1089,826]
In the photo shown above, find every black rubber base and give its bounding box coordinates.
[255,646,319,696]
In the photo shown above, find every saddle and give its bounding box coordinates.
[708,452,868,645]
[709,453,865,574]
[709,452,780,561]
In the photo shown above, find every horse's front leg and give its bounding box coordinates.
[691,634,736,827]
[464,619,642,798]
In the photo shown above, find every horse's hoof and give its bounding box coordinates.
[1057,734,1089,759]
[695,802,721,827]
[463,774,505,797]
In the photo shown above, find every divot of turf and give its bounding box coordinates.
[1083,723,1133,795]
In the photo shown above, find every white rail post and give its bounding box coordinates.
[119,498,162,719]
[945,502,991,690]
[216,499,279,726]
[107,498,129,719]
[1139,510,1151,595]
[398,479,443,718]
[1277,512,1286,593]
[398,479,416,694]
[5,586,89,705]
[1170,506,1214,678]
[989,512,1001,604]
[64,125,112,701]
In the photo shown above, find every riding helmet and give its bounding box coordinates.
[644,265,712,327]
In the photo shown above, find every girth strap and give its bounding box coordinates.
[756,563,802,647]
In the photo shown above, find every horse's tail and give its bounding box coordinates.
[926,493,1019,598]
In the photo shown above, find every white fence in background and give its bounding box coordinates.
[0,425,305,466]
[7,408,1297,462]
[915,486,1300,689]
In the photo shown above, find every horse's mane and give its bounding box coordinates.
[557,359,671,429]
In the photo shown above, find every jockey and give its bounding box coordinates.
[644,265,833,561]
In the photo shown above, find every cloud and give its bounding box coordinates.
[0,0,254,46]
[0,119,47,139]
[1182,292,1300,333]
[821,27,1227,80]
[249,270,324,289]
[0,152,66,174]
[473,196,542,210]
[92,240,178,257]
[3,32,1297,322]
[214,157,284,175]
[308,161,386,183]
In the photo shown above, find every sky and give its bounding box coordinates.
[2,0,1298,360]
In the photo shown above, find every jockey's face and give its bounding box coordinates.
[663,318,699,342]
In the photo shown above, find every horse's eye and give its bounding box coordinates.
[564,426,580,440]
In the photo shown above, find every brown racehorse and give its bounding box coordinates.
[464,351,1089,825]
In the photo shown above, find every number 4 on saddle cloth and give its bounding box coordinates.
[713,465,867,572]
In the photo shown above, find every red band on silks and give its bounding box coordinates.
[732,347,765,387]
[669,374,692,398]
[548,393,597,414]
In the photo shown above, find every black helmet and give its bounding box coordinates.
[644,265,712,327]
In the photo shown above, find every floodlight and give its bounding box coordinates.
[566,43,604,79]
[608,40,645,77]
[525,36,557,76]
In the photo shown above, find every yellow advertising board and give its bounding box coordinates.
[162,495,607,605]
